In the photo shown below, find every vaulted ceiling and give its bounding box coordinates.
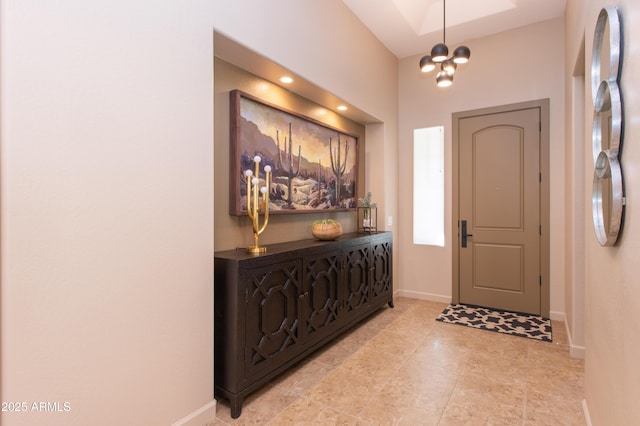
[342,0,566,58]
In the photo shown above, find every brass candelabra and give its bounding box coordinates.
[245,155,271,254]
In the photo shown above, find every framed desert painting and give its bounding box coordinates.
[230,90,358,215]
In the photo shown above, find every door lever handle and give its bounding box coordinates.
[461,220,473,248]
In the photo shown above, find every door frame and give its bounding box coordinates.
[451,99,551,318]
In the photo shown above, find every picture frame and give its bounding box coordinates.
[230,89,359,215]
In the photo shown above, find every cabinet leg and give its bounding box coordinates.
[388,300,394,308]
[229,396,243,419]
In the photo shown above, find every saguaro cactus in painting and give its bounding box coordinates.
[276,123,301,208]
[330,135,349,207]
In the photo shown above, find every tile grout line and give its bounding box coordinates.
[522,340,532,426]
[433,317,463,426]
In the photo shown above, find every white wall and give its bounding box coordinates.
[0,1,398,425]
[397,18,566,315]
[564,9,587,356]
[0,1,217,424]
[565,0,640,423]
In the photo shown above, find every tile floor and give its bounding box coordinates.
[211,298,585,425]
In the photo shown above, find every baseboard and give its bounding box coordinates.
[171,399,216,426]
[570,344,586,359]
[552,311,587,359]
[582,399,592,426]
[395,289,451,304]
[549,310,565,321]
[564,317,586,358]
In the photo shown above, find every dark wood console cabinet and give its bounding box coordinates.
[214,232,392,418]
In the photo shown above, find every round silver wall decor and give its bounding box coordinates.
[590,6,624,247]
[591,79,622,162]
[591,6,621,101]
[592,150,624,246]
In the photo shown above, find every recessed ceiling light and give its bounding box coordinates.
[280,76,293,84]
[337,105,348,111]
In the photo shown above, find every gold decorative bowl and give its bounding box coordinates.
[311,221,342,240]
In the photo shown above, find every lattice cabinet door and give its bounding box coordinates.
[343,242,372,315]
[301,249,342,344]
[243,259,303,378]
[371,239,392,303]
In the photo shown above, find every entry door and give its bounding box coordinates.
[457,106,542,315]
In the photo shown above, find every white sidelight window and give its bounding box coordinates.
[413,126,445,246]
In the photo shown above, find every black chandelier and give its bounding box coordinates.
[419,0,471,87]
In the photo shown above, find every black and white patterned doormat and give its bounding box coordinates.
[436,304,552,342]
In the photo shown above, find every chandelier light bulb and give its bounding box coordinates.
[436,71,453,87]
[431,43,449,62]
[419,55,436,73]
[453,46,471,64]
[443,60,457,74]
